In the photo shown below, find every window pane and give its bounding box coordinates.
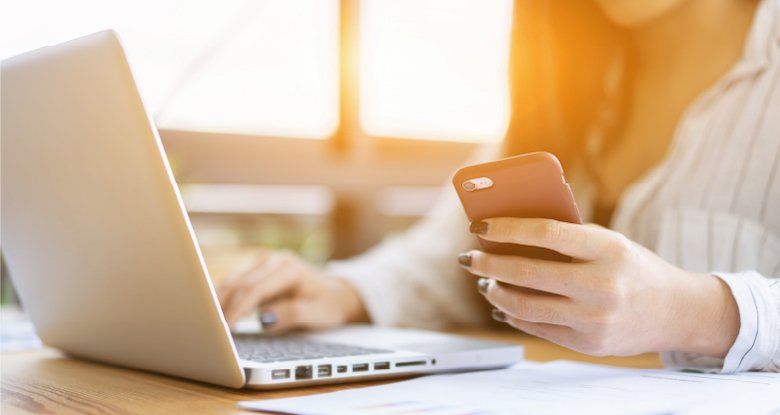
[359,0,513,143]
[1,0,339,139]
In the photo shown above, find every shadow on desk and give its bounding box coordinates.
[450,327,662,369]
[0,327,661,415]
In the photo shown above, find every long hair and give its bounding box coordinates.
[503,1,633,170]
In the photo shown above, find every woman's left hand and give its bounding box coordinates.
[459,218,740,357]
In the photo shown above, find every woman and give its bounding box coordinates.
[218,0,780,372]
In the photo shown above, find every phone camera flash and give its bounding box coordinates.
[462,177,494,192]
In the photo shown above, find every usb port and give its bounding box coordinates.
[295,365,313,380]
[374,362,390,370]
[317,365,332,377]
[271,369,290,380]
[337,365,347,373]
[352,363,369,372]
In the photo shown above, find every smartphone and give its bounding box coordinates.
[452,152,582,262]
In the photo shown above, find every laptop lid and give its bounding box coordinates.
[1,30,245,388]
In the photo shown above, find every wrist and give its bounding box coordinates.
[331,277,370,324]
[668,272,740,358]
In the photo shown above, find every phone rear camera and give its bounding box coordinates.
[462,177,493,192]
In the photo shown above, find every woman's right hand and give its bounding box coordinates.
[217,250,369,332]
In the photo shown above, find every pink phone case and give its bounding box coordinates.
[452,152,582,261]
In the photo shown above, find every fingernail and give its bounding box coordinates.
[491,309,506,322]
[457,252,472,268]
[260,312,278,326]
[469,220,488,235]
[477,278,491,295]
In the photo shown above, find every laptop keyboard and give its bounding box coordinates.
[233,334,392,363]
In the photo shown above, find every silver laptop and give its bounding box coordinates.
[1,30,523,389]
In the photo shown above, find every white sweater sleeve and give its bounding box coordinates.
[662,271,780,373]
[325,185,489,328]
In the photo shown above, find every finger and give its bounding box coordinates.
[483,280,573,325]
[464,250,585,297]
[222,256,299,325]
[472,218,613,260]
[223,273,297,326]
[220,253,285,323]
[216,283,232,309]
[259,300,306,333]
[217,249,273,308]
[502,315,576,348]
[261,297,339,333]
[231,261,302,314]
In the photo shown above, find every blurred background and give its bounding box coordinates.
[0,0,515,305]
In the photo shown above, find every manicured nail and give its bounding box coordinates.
[469,220,488,235]
[457,252,472,268]
[491,309,506,322]
[477,278,491,295]
[260,312,278,326]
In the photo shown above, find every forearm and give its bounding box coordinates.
[327,238,488,327]
[325,188,489,327]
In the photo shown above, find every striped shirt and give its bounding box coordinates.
[329,0,780,372]
[610,0,780,372]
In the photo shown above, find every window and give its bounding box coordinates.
[359,0,513,143]
[0,0,339,139]
[2,0,512,143]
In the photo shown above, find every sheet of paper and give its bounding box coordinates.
[240,360,780,415]
[0,307,43,352]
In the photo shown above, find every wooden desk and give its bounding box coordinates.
[1,328,661,415]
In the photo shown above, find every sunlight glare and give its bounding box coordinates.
[360,0,513,143]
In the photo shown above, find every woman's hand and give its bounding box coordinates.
[217,250,368,332]
[459,218,740,357]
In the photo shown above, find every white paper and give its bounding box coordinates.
[240,360,780,415]
[0,308,43,352]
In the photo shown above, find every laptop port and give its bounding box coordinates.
[352,363,369,372]
[337,365,347,373]
[374,362,390,370]
[295,365,313,380]
[317,365,332,378]
[395,360,426,367]
[271,369,290,380]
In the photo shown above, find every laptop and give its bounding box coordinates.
[0,30,524,389]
